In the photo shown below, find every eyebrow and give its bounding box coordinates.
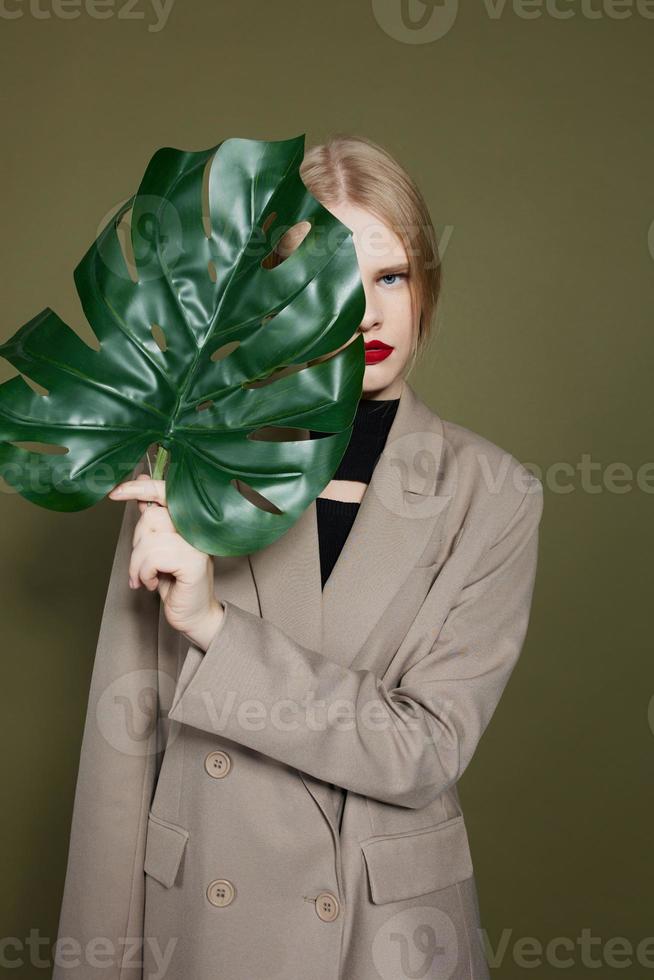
[376,264,409,276]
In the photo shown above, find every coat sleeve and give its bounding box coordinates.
[53,455,160,980]
[167,479,544,810]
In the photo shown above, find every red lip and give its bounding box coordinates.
[364,340,394,364]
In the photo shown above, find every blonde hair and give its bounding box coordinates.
[299,133,442,378]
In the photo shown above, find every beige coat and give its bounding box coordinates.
[52,379,543,980]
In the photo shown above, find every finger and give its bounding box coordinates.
[108,477,167,507]
[135,474,161,514]
[132,502,176,548]
[157,572,174,603]
[132,540,184,592]
[128,532,182,590]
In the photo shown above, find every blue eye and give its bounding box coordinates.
[380,272,407,286]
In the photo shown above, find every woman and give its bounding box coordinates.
[53,136,543,980]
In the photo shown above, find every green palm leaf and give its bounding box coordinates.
[0,134,366,555]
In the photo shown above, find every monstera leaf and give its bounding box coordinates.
[0,135,366,555]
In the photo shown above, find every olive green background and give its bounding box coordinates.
[1,1,651,976]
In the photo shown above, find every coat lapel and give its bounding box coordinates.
[246,486,323,652]
[320,379,449,668]
[244,379,451,836]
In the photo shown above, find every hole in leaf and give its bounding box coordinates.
[151,323,167,352]
[306,346,344,366]
[116,208,139,284]
[9,441,69,455]
[261,220,312,270]
[247,425,310,442]
[232,478,283,515]
[208,260,217,283]
[20,373,49,396]
[243,362,310,388]
[210,340,240,362]
[261,211,277,235]
[78,325,101,352]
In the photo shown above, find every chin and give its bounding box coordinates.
[362,362,405,398]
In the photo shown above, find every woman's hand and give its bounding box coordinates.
[108,474,224,651]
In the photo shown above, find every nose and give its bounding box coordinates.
[357,281,382,334]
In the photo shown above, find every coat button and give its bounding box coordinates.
[206,879,236,907]
[204,750,231,778]
[315,891,340,922]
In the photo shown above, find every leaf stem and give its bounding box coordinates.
[152,444,169,480]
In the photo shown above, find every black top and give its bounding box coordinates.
[309,397,400,589]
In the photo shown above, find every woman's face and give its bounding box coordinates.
[326,201,418,400]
